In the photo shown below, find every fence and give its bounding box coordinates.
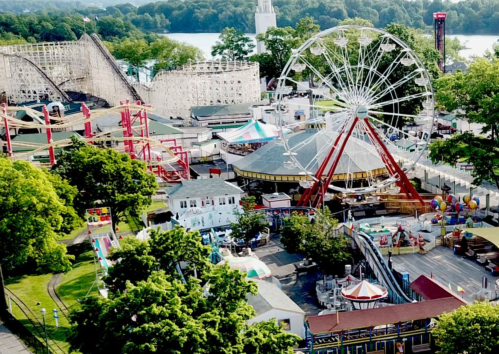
[2,311,52,354]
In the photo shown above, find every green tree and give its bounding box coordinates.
[250,26,299,79]
[0,158,74,272]
[104,227,212,294]
[230,196,268,247]
[70,263,298,353]
[430,58,499,189]
[433,301,499,354]
[281,209,349,274]
[51,136,158,230]
[211,27,255,61]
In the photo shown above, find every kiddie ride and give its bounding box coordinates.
[378,224,427,254]
[428,194,481,226]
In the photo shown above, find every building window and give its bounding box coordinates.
[180,200,187,209]
[278,319,291,331]
[219,197,226,205]
[228,196,235,205]
[190,200,197,208]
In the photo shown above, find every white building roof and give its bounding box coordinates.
[247,279,305,316]
[166,179,243,199]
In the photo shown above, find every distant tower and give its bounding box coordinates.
[255,0,277,54]
[433,12,447,72]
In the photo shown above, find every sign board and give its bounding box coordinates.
[433,12,447,19]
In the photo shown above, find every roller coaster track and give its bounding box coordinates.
[5,288,68,354]
[88,34,143,102]
[1,53,72,103]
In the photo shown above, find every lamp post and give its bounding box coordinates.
[40,308,49,354]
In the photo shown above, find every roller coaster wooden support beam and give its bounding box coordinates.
[42,106,55,166]
[2,104,12,157]
[363,118,425,210]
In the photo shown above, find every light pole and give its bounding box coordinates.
[40,308,49,354]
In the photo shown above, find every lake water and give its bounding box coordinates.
[163,33,498,60]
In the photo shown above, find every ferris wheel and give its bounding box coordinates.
[275,25,435,208]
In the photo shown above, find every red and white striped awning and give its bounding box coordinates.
[341,280,388,300]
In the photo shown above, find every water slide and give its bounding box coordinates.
[354,230,413,304]
[92,236,113,270]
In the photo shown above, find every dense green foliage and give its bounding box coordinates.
[429,58,499,189]
[433,301,499,354]
[280,209,349,274]
[4,0,499,35]
[211,27,255,61]
[230,196,268,247]
[69,227,299,354]
[0,158,75,272]
[51,137,158,230]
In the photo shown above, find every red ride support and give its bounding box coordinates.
[82,103,93,144]
[363,118,425,209]
[2,103,12,157]
[312,117,359,209]
[43,106,55,166]
[298,118,353,206]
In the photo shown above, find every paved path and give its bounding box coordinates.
[0,323,31,354]
[253,235,323,316]
[388,245,497,302]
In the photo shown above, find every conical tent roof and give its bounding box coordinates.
[217,119,288,144]
[341,280,388,300]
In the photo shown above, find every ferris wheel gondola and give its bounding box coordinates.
[275,25,435,208]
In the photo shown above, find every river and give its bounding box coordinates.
[162,33,497,60]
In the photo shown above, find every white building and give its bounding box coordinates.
[262,193,291,208]
[255,0,277,54]
[166,179,244,231]
[247,279,306,339]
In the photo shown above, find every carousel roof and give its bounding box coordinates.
[341,280,388,301]
[232,130,384,177]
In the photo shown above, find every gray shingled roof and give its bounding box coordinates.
[191,100,269,118]
[247,279,305,316]
[166,179,243,198]
[233,130,384,176]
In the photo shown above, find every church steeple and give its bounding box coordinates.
[255,0,277,54]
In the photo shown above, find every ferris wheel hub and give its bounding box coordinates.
[355,106,368,120]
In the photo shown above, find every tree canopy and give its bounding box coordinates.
[51,137,158,230]
[433,301,499,354]
[429,58,499,189]
[230,196,268,247]
[69,227,299,354]
[5,0,499,35]
[280,209,349,274]
[211,27,255,61]
[0,158,75,272]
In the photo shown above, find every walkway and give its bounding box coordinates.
[0,323,31,354]
[387,245,496,303]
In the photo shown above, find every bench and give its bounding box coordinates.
[412,343,431,353]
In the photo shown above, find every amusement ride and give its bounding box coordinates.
[275,25,436,209]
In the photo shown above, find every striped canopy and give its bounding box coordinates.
[218,256,271,279]
[341,280,388,300]
[217,119,287,144]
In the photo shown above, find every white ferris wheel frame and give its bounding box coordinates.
[275,25,436,194]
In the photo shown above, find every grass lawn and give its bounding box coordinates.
[6,274,71,352]
[58,248,98,308]
[58,225,87,241]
